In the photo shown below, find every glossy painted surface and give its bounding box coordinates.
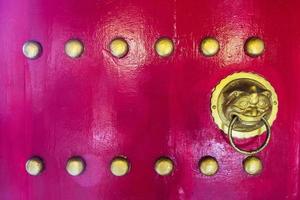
[0,0,300,199]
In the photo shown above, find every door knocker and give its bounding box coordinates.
[211,72,278,155]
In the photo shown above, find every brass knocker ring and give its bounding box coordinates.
[228,116,271,155]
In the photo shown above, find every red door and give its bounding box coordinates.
[0,0,300,199]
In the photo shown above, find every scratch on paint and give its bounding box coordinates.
[173,0,177,39]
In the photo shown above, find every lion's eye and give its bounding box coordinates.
[236,101,248,109]
[258,101,265,107]
[257,97,269,108]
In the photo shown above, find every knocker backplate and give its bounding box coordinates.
[211,72,278,138]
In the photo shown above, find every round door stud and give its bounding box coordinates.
[200,37,220,57]
[243,156,263,175]
[110,156,130,176]
[66,156,86,176]
[25,157,44,176]
[244,37,265,57]
[155,37,174,57]
[22,41,42,59]
[199,156,219,176]
[109,38,129,58]
[154,157,174,176]
[65,39,84,58]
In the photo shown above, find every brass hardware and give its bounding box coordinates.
[66,156,85,176]
[200,37,220,57]
[211,72,278,155]
[229,116,271,155]
[211,72,278,139]
[109,38,129,58]
[243,156,263,175]
[65,39,84,58]
[25,157,44,176]
[110,156,130,176]
[22,41,42,59]
[155,37,174,57]
[154,157,174,176]
[244,37,265,57]
[199,156,219,176]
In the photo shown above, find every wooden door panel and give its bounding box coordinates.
[0,0,299,199]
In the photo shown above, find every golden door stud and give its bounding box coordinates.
[65,39,84,58]
[22,41,42,59]
[199,156,219,176]
[25,157,44,176]
[155,37,174,57]
[200,37,220,57]
[66,156,86,176]
[154,157,174,176]
[244,37,265,57]
[110,156,130,176]
[109,38,129,58]
[243,156,263,175]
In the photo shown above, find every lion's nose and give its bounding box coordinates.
[250,93,259,105]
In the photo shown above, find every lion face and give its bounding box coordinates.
[224,89,272,125]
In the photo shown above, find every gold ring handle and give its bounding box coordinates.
[228,116,271,155]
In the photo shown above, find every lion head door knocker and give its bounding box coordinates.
[211,72,278,155]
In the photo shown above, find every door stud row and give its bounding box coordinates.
[22,37,265,60]
[25,155,263,177]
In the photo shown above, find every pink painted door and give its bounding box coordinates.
[0,0,300,199]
